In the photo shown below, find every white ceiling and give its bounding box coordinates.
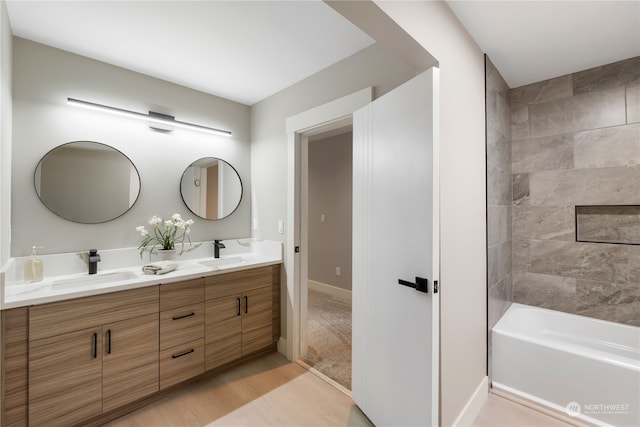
[5,0,375,105]
[447,0,640,88]
[5,1,640,102]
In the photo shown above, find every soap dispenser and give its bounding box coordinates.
[24,246,44,283]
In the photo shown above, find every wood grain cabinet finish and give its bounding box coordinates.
[159,279,206,388]
[204,266,274,370]
[27,287,160,426]
[1,308,29,427]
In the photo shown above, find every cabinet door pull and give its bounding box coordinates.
[237,297,241,316]
[92,332,98,359]
[106,329,112,354]
[172,312,195,321]
[171,349,195,359]
[244,296,248,314]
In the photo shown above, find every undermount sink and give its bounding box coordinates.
[51,270,138,289]
[199,256,246,269]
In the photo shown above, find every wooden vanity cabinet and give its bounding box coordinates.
[204,266,275,370]
[1,308,29,427]
[159,278,205,389]
[27,286,159,427]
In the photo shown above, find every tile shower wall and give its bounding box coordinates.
[510,56,640,326]
[486,55,512,379]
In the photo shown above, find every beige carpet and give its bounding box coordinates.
[302,288,352,390]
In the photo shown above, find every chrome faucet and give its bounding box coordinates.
[88,249,101,274]
[213,240,225,258]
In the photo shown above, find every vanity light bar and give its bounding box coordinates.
[67,97,232,137]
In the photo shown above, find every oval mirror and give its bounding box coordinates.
[180,157,243,220]
[35,141,141,224]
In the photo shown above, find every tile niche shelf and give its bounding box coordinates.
[575,205,640,246]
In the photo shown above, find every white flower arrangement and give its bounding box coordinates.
[136,213,196,258]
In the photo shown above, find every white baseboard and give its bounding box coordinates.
[277,337,287,358]
[308,280,352,303]
[452,376,489,427]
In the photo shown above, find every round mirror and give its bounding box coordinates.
[180,157,243,220]
[35,141,141,224]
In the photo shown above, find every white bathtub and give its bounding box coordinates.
[492,303,640,427]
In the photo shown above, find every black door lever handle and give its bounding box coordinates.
[398,276,429,293]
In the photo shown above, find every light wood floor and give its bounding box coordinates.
[472,393,576,427]
[106,352,372,427]
[107,352,575,427]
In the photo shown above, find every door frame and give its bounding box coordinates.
[283,87,372,361]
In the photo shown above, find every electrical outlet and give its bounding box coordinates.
[277,220,284,234]
[336,267,341,276]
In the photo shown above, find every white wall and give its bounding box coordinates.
[373,1,487,425]
[251,42,418,340]
[11,38,251,256]
[0,0,12,266]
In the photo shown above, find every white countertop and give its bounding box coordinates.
[1,240,282,309]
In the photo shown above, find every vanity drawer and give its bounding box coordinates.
[160,339,204,390]
[160,303,204,350]
[160,278,204,311]
[205,267,272,300]
[29,286,159,341]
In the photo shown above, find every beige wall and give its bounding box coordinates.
[1,0,12,266]
[308,131,353,291]
[11,38,251,256]
[374,1,487,424]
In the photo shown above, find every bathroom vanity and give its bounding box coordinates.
[0,251,281,427]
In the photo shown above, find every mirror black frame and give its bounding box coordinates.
[179,157,243,220]
[34,141,141,224]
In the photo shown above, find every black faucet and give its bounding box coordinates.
[88,249,101,274]
[213,240,225,259]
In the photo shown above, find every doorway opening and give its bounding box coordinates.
[299,124,353,392]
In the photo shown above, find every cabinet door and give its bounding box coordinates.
[241,286,273,355]
[29,327,103,427]
[205,295,241,370]
[102,313,159,412]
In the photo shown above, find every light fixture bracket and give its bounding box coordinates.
[148,111,175,132]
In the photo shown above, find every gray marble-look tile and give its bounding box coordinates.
[513,271,576,314]
[576,279,640,326]
[574,123,640,168]
[487,132,511,170]
[573,56,640,95]
[486,56,510,99]
[512,239,530,273]
[488,205,511,247]
[630,246,640,284]
[510,75,573,105]
[512,173,529,206]
[512,206,574,242]
[529,86,626,138]
[512,133,573,174]
[488,274,512,330]
[510,103,529,141]
[576,205,640,245]
[530,240,630,284]
[627,84,640,124]
[488,166,512,206]
[488,240,512,288]
[528,165,640,207]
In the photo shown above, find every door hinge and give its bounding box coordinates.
[295,246,300,253]
[433,280,439,293]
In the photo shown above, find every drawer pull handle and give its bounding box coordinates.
[172,349,195,359]
[172,312,195,321]
[106,329,112,354]
[92,332,98,359]
[237,297,241,316]
[245,296,248,314]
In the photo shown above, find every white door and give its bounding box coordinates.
[352,68,439,426]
